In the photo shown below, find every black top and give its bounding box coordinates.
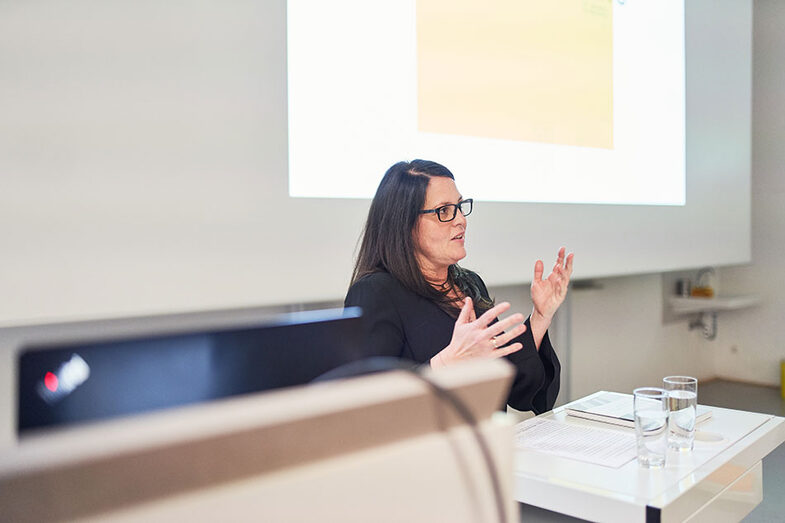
[344,270,560,413]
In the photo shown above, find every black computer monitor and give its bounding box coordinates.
[17,307,364,434]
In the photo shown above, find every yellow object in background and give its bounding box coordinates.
[692,267,716,298]
[781,360,785,400]
[691,287,715,298]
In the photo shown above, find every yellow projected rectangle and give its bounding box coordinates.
[417,0,613,149]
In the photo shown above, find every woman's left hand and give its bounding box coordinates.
[531,247,574,322]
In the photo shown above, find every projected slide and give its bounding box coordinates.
[287,0,685,205]
[418,0,613,149]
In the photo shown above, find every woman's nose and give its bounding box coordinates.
[454,208,467,226]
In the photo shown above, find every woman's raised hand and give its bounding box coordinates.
[531,247,574,322]
[431,297,527,368]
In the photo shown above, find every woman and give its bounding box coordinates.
[344,160,574,413]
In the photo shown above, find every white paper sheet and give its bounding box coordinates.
[515,417,637,468]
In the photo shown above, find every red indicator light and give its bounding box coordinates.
[44,372,59,392]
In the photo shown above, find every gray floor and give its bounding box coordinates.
[519,380,785,522]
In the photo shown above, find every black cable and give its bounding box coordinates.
[314,357,508,523]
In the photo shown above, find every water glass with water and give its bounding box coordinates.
[633,387,669,468]
[663,376,698,451]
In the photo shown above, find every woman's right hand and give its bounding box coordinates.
[431,297,527,368]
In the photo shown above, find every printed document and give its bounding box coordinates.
[515,417,637,468]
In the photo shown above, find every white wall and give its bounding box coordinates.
[710,0,785,386]
[570,275,716,398]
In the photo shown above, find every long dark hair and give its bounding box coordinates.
[351,159,493,317]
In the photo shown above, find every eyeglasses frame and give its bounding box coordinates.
[419,198,473,222]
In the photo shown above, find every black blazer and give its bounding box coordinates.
[344,270,560,413]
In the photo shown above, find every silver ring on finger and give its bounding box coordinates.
[491,337,498,349]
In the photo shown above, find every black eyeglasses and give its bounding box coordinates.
[419,199,473,222]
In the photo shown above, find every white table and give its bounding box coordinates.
[514,391,785,523]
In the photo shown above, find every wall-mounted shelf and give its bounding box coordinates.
[667,294,760,340]
[668,295,761,315]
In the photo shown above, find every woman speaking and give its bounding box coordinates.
[345,160,574,413]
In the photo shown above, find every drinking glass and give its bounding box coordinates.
[663,376,698,451]
[633,387,669,468]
